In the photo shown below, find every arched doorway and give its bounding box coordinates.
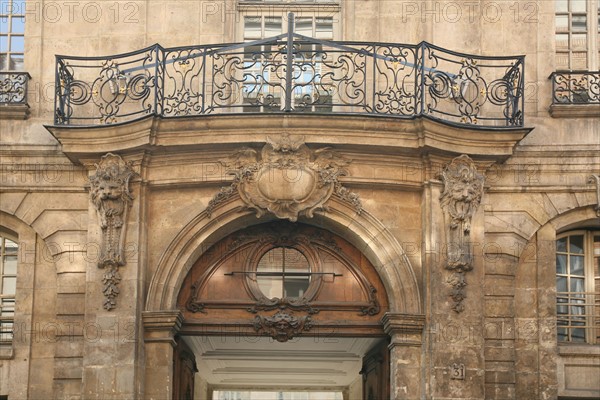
[174,222,391,399]
[143,197,424,399]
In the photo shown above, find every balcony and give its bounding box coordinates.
[550,71,600,118]
[53,27,524,129]
[0,71,30,119]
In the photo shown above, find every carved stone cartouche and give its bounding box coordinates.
[206,134,362,221]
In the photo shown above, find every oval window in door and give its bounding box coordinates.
[256,247,311,299]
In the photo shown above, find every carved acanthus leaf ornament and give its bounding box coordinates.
[89,153,136,310]
[206,134,362,221]
[440,155,484,313]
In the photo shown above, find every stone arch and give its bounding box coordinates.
[546,205,599,233]
[146,195,422,314]
[0,212,40,399]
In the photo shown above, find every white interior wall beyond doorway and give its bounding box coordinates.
[212,390,343,400]
[185,336,381,399]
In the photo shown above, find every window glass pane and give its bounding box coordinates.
[0,35,7,51]
[264,17,281,37]
[9,53,23,70]
[571,51,588,69]
[296,17,313,36]
[571,328,586,342]
[282,248,310,298]
[0,53,9,70]
[572,15,587,31]
[15,0,26,14]
[3,255,17,275]
[556,254,567,274]
[0,321,14,341]
[572,33,587,49]
[570,277,584,292]
[244,16,262,40]
[557,326,568,341]
[12,16,24,33]
[556,0,568,13]
[1,298,14,314]
[256,248,310,299]
[0,20,7,33]
[4,239,17,254]
[10,35,23,52]
[556,15,569,31]
[570,255,584,275]
[569,235,584,253]
[257,247,284,298]
[557,237,567,252]
[0,0,13,14]
[556,52,569,69]
[571,0,587,13]
[315,18,333,40]
[556,275,567,292]
[2,276,16,295]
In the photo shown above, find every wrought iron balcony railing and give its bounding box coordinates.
[551,71,600,105]
[0,72,30,105]
[54,20,524,128]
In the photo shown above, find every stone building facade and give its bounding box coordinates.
[0,1,599,399]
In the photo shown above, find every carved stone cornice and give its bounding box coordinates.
[253,311,313,342]
[89,153,136,310]
[206,133,362,221]
[0,104,30,120]
[440,155,484,313]
[142,310,184,346]
[588,174,600,217]
[382,313,425,347]
[46,114,531,165]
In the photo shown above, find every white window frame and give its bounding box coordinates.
[555,0,600,71]
[237,3,340,111]
[0,231,17,347]
[237,1,341,42]
[556,230,600,345]
[0,0,25,71]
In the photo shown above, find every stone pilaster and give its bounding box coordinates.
[425,174,487,399]
[142,310,183,400]
[382,313,425,400]
[81,153,146,400]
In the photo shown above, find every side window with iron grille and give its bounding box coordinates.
[556,230,600,344]
[0,231,17,348]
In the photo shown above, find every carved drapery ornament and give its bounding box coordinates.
[89,153,135,310]
[206,134,362,221]
[253,311,313,342]
[440,155,484,312]
[589,174,600,217]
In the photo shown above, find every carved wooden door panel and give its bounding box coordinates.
[173,338,197,400]
[361,339,390,400]
[177,222,389,339]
